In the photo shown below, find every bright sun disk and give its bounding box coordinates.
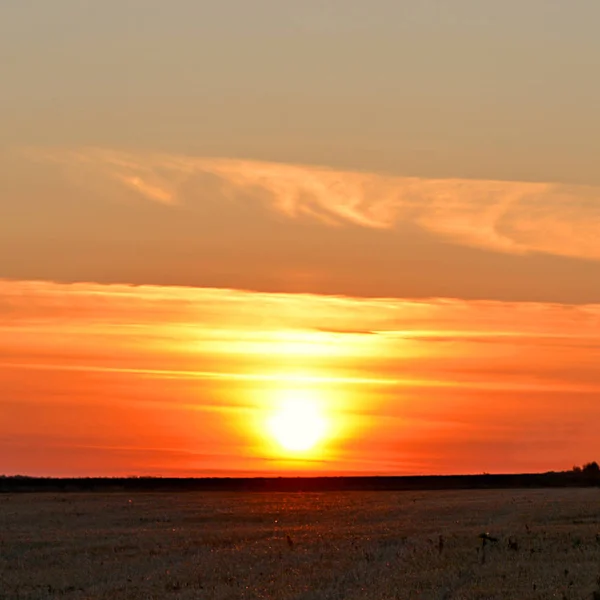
[268,391,327,453]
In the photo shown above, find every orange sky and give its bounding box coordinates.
[2,147,600,303]
[2,280,599,476]
[2,3,600,476]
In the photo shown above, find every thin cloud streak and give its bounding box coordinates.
[28,147,600,261]
[0,362,403,388]
[2,279,600,394]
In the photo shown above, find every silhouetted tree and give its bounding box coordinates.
[582,461,600,475]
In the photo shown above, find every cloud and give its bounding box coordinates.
[115,174,173,204]
[2,278,600,391]
[2,279,600,476]
[26,147,600,261]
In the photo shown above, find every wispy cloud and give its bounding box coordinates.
[115,174,174,204]
[27,147,600,260]
[2,278,600,391]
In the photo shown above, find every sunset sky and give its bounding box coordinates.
[1,2,599,476]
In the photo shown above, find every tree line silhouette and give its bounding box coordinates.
[0,463,598,493]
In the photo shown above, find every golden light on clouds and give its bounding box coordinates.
[1,279,600,476]
[3,147,600,306]
[27,147,600,261]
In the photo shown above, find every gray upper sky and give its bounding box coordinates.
[2,1,600,183]
[1,1,600,302]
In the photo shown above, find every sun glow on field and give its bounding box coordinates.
[267,390,328,453]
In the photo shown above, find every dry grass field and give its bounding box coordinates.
[1,488,600,599]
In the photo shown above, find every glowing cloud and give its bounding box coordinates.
[2,278,600,476]
[26,147,600,261]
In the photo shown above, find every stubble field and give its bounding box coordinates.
[1,488,600,599]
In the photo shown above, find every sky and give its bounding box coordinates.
[1,2,599,476]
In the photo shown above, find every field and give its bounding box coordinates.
[1,489,600,599]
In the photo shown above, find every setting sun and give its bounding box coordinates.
[267,390,328,453]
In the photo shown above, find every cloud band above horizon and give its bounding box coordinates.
[1,279,600,477]
[1,147,600,304]
[30,147,600,261]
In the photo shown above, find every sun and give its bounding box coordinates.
[268,390,327,453]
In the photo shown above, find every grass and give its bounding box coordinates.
[1,488,599,599]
